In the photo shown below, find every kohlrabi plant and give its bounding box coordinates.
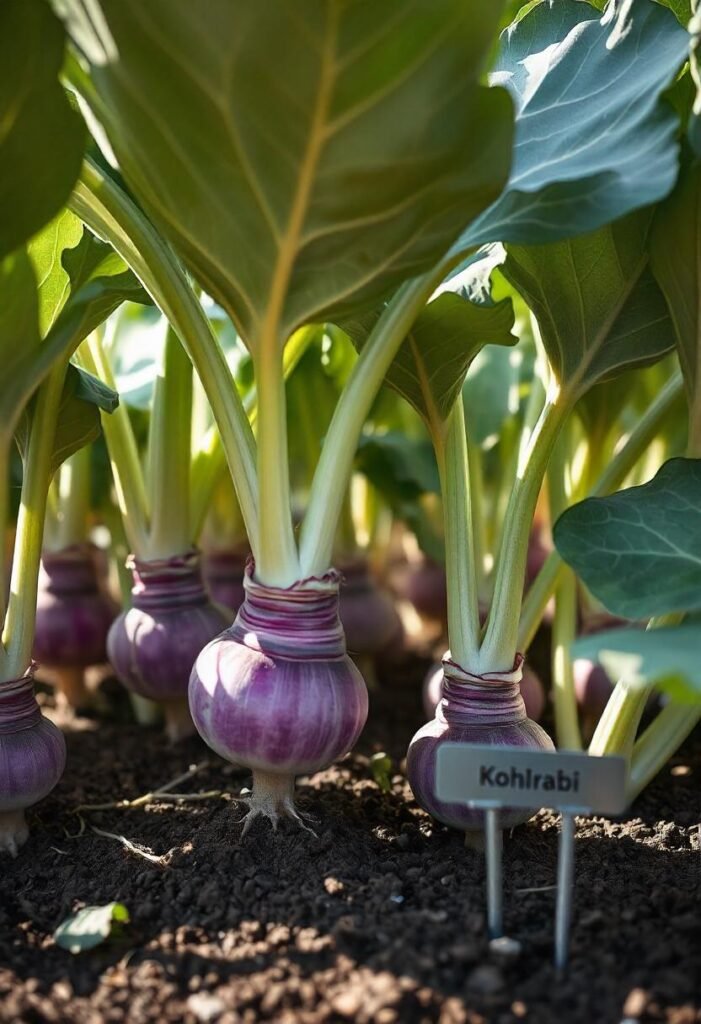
[57,0,520,828]
[52,0,697,835]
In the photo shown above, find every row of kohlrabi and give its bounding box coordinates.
[1,0,700,855]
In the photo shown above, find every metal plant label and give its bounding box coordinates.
[436,744,627,815]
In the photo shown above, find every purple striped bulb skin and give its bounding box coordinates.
[107,550,230,703]
[408,655,554,831]
[189,565,368,824]
[0,671,66,856]
[33,546,118,668]
[422,661,546,723]
[338,559,403,658]
[203,548,249,616]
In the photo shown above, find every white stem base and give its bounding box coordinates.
[0,809,29,858]
[239,770,315,837]
[163,698,196,742]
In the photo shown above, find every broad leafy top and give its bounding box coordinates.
[0,0,84,260]
[61,0,513,348]
[502,210,676,400]
[344,267,516,439]
[461,0,689,249]
[554,458,701,618]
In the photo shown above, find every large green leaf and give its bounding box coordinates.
[574,625,701,704]
[0,0,85,260]
[650,155,701,412]
[15,363,118,474]
[502,210,676,401]
[460,0,688,250]
[344,256,517,438]
[60,0,513,346]
[553,458,701,618]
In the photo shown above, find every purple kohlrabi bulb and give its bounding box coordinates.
[0,669,66,857]
[203,547,249,616]
[108,549,230,739]
[408,654,554,831]
[34,545,118,666]
[189,562,368,831]
[339,559,404,658]
[405,557,448,624]
[33,545,119,709]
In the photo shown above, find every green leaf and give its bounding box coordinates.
[355,432,440,502]
[650,154,701,409]
[28,210,84,335]
[61,0,513,345]
[0,250,39,368]
[53,902,130,954]
[463,342,520,448]
[502,210,676,401]
[0,223,145,443]
[345,255,517,438]
[369,751,393,793]
[0,0,85,260]
[573,625,701,704]
[355,432,443,560]
[461,0,689,249]
[654,0,692,26]
[15,364,118,474]
[553,458,701,618]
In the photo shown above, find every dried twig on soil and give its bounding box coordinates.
[89,825,176,866]
[73,761,221,813]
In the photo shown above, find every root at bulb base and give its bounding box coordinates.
[0,809,29,858]
[239,770,315,836]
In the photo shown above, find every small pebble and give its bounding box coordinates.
[488,935,522,960]
[186,993,226,1023]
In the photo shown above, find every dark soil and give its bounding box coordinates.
[1,655,699,1024]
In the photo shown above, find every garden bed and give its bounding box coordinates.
[1,665,698,1024]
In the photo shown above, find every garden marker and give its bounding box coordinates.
[436,745,627,969]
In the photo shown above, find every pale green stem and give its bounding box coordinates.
[518,553,566,652]
[3,363,67,676]
[300,266,453,576]
[190,324,317,539]
[551,568,582,751]
[78,337,150,555]
[627,703,701,802]
[589,613,682,759]
[145,327,193,558]
[253,345,300,585]
[68,159,259,553]
[465,430,488,604]
[546,421,582,750]
[335,487,359,563]
[47,445,92,552]
[517,371,683,654]
[440,401,481,667]
[480,392,569,671]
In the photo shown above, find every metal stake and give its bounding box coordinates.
[484,806,503,939]
[554,810,576,970]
